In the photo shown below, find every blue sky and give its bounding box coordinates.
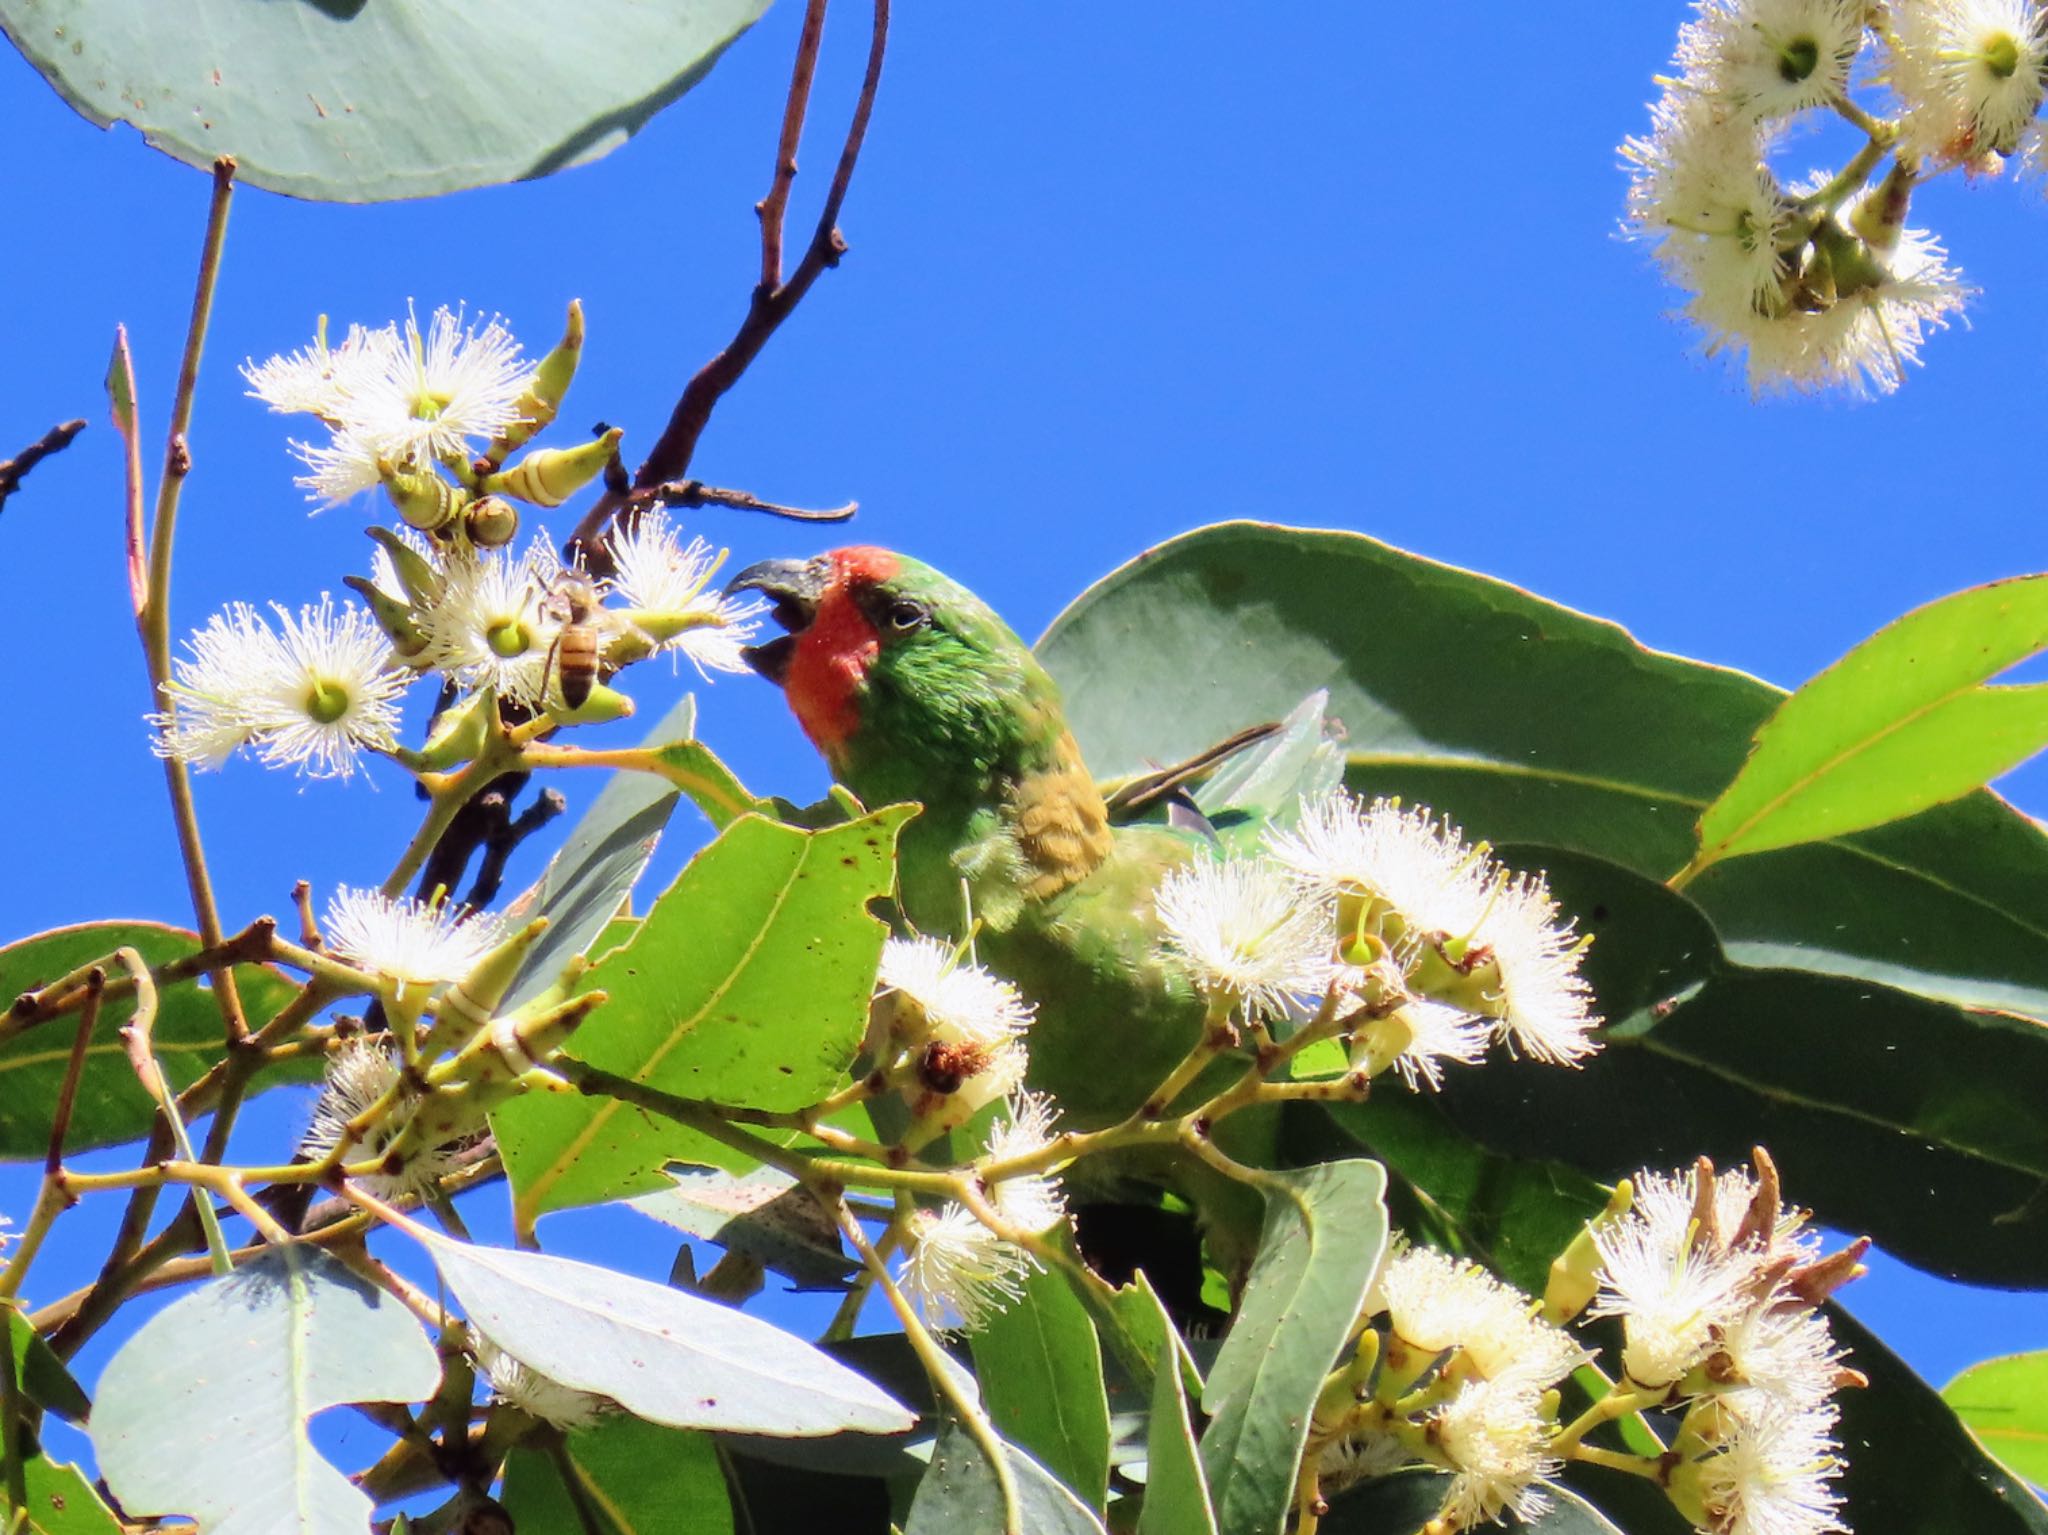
[2,0,2044,1453]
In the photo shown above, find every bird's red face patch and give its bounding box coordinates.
[784,547,902,760]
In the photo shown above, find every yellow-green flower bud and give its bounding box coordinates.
[383,462,471,533]
[462,493,520,549]
[418,689,495,770]
[485,426,624,509]
[618,607,720,645]
[342,574,427,658]
[486,299,585,462]
[367,526,441,606]
[417,916,551,1062]
[545,681,635,728]
[1542,1178,1632,1325]
[1349,1008,1416,1078]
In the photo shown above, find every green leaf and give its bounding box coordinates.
[1129,1282,1218,1535]
[969,1263,1112,1510]
[9,1308,89,1422]
[504,694,695,1011]
[0,921,305,1159]
[89,1245,440,1535]
[19,1455,121,1535]
[419,1232,914,1435]
[0,0,769,202]
[1405,845,2048,1285]
[1320,1470,1628,1533]
[903,1417,1110,1535]
[628,1166,856,1288]
[500,1418,734,1535]
[1833,1307,2048,1534]
[497,807,911,1228]
[1200,1160,1389,1535]
[1690,576,2048,875]
[1945,1350,2048,1488]
[1035,521,2048,1023]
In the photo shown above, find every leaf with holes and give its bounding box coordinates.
[89,1245,439,1535]
[495,806,910,1232]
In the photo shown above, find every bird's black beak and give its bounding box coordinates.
[726,556,829,686]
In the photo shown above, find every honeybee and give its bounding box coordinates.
[541,571,604,710]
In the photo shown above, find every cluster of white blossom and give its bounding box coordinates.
[1309,1154,1863,1535]
[1155,790,1601,1090]
[1623,0,2048,394]
[149,307,761,780]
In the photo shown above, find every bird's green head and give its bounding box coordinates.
[727,546,1070,803]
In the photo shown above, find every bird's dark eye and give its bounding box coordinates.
[886,598,931,633]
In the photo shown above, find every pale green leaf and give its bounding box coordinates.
[1946,1349,2048,1488]
[627,1166,855,1288]
[1200,1159,1389,1535]
[0,0,770,201]
[903,1417,1110,1535]
[420,1233,914,1436]
[90,1245,440,1535]
[1692,576,2048,873]
[1130,1283,1217,1535]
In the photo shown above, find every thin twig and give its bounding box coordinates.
[137,154,248,1048]
[565,0,890,569]
[654,479,857,522]
[108,329,147,614]
[44,970,104,1178]
[113,948,234,1275]
[759,0,831,292]
[0,418,85,515]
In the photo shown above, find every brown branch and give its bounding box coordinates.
[45,970,105,1179]
[565,0,890,571]
[653,479,857,522]
[0,418,85,514]
[759,0,831,292]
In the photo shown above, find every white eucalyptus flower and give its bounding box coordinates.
[983,1091,1068,1234]
[1470,872,1601,1066]
[299,1039,466,1202]
[1267,793,1493,956]
[606,508,765,676]
[1714,1303,1845,1410]
[243,320,399,421]
[878,936,1035,1050]
[1886,0,2048,165]
[1623,95,1792,314]
[475,1338,612,1432]
[1155,855,1333,1016]
[323,887,508,989]
[1589,1172,1765,1389]
[1677,0,1866,121]
[344,304,533,465]
[898,1202,1033,1333]
[151,596,406,780]
[415,537,564,708]
[1431,1374,1562,1528]
[1382,998,1492,1091]
[1693,1397,1848,1535]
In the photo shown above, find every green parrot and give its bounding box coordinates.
[727,545,1326,1130]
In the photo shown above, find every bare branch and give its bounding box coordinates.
[653,478,857,522]
[0,418,85,514]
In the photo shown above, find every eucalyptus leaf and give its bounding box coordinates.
[628,1166,855,1288]
[969,1262,1112,1510]
[1036,521,2048,1023]
[1944,1349,2048,1489]
[1200,1159,1389,1535]
[496,806,910,1230]
[0,0,770,201]
[1690,575,2048,874]
[9,1308,90,1422]
[903,1417,1110,1535]
[421,1233,914,1435]
[1129,1282,1218,1535]
[500,1417,734,1535]
[0,920,304,1158]
[90,1245,440,1535]
[19,1455,120,1535]
[502,693,695,1011]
